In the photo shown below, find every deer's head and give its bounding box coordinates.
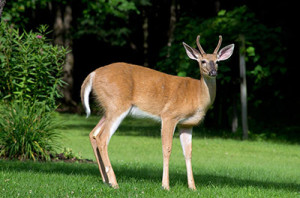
[183,35,234,78]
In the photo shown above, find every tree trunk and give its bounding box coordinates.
[53,4,76,107]
[142,10,149,67]
[231,95,238,133]
[167,0,177,57]
[0,0,6,19]
[54,6,64,45]
[239,35,249,140]
[214,0,221,14]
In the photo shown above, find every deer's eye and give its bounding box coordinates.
[201,60,206,65]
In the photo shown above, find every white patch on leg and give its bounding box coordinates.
[92,118,105,138]
[93,124,103,139]
[179,128,192,157]
[108,108,131,143]
[105,166,110,173]
[161,119,177,187]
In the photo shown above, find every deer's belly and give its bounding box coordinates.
[129,106,161,122]
[178,109,205,126]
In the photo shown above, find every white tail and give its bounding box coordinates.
[80,35,234,190]
[81,72,95,117]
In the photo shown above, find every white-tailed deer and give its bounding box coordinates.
[80,35,234,190]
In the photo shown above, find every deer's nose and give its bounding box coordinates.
[209,70,217,77]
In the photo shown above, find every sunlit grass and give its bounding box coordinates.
[1,114,299,197]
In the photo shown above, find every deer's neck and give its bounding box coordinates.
[199,76,216,107]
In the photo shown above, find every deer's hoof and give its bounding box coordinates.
[162,185,170,191]
[111,183,119,189]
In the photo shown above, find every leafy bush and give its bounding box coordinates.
[0,22,66,161]
[0,100,60,161]
[0,22,67,110]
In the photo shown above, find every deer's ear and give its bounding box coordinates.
[183,42,201,61]
[217,44,234,61]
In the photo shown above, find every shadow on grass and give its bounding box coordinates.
[116,166,300,192]
[1,160,299,192]
[59,114,300,143]
[60,116,163,137]
[63,116,214,138]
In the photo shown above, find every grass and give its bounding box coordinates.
[1,113,300,197]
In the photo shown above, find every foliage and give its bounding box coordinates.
[0,22,65,161]
[3,0,142,47]
[0,100,61,161]
[1,0,50,28]
[76,0,139,46]
[0,22,67,109]
[61,147,82,160]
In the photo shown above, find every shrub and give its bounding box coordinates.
[0,22,67,110]
[0,100,61,161]
[0,22,66,161]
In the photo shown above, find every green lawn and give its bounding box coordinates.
[1,114,300,197]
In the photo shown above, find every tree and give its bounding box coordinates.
[53,2,75,107]
[76,0,138,45]
[239,35,248,139]
[167,0,178,57]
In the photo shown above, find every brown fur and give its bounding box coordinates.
[89,63,215,126]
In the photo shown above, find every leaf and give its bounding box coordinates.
[246,46,255,56]
[218,10,226,16]
[177,71,186,77]
[280,67,287,74]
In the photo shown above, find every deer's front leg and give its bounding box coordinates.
[161,119,177,190]
[95,126,119,189]
[179,127,196,190]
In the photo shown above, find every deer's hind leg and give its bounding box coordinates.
[95,108,131,188]
[89,116,108,183]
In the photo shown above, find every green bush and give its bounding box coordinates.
[0,100,60,161]
[0,22,67,110]
[0,22,66,161]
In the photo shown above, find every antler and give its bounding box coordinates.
[213,35,223,54]
[196,35,206,54]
